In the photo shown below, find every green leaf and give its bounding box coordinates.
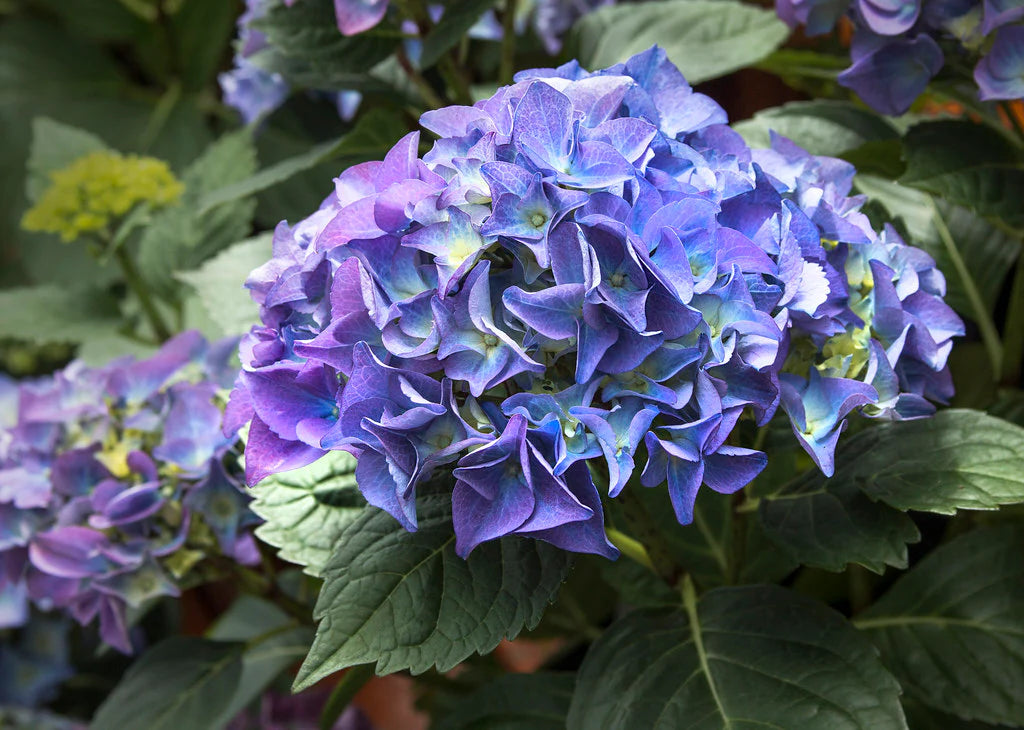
[207,596,314,725]
[25,117,109,202]
[419,0,498,68]
[574,0,788,84]
[177,233,271,336]
[759,469,920,573]
[250,451,366,577]
[170,0,237,91]
[567,584,906,729]
[816,409,1024,514]
[0,284,123,345]
[855,174,1019,317]
[254,0,398,91]
[91,637,243,730]
[435,672,575,730]
[856,526,1024,725]
[199,108,407,214]
[734,100,898,158]
[136,131,258,300]
[900,120,1024,227]
[294,487,573,687]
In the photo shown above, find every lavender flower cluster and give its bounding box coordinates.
[0,332,259,652]
[230,47,961,560]
[777,0,1024,114]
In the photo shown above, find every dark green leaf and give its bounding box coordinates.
[759,470,920,573]
[207,596,314,725]
[817,409,1024,514]
[255,0,398,91]
[171,0,236,91]
[734,100,898,158]
[91,637,243,730]
[574,0,788,84]
[900,120,1024,227]
[419,0,498,68]
[567,585,906,729]
[250,451,365,577]
[200,108,407,213]
[294,488,572,687]
[855,174,1019,317]
[856,526,1024,725]
[435,672,574,730]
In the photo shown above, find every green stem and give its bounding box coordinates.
[605,527,656,574]
[396,46,448,109]
[929,197,1003,380]
[319,664,375,730]
[113,245,173,342]
[438,53,473,106]
[725,493,746,585]
[1001,245,1024,386]
[140,80,181,152]
[499,0,519,86]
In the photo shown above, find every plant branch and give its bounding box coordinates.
[113,245,173,342]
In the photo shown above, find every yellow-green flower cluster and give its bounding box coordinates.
[21,151,184,242]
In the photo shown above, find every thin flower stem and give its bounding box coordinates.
[319,664,375,730]
[113,245,173,343]
[499,0,519,86]
[396,47,448,109]
[929,198,1003,380]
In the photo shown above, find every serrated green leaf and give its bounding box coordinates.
[0,284,123,345]
[295,488,573,687]
[419,0,497,68]
[25,117,109,202]
[136,131,257,300]
[90,637,243,730]
[813,409,1024,514]
[734,100,898,158]
[759,470,920,573]
[900,120,1024,227]
[856,526,1024,725]
[435,672,574,730]
[574,0,788,84]
[250,451,366,577]
[567,584,907,729]
[177,233,271,336]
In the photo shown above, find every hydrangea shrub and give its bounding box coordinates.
[231,46,961,561]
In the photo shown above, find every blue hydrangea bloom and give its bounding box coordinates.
[0,332,260,653]
[232,47,960,559]
[776,0,1024,111]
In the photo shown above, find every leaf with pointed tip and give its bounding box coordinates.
[91,637,243,730]
[250,451,366,577]
[856,526,1024,726]
[759,470,920,573]
[567,585,906,729]
[813,410,1024,515]
[294,488,572,688]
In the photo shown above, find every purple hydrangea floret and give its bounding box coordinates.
[231,47,961,560]
[776,0,1024,113]
[0,332,260,652]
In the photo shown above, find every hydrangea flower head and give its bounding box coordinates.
[232,47,960,560]
[21,152,183,242]
[776,0,1024,112]
[0,332,260,652]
